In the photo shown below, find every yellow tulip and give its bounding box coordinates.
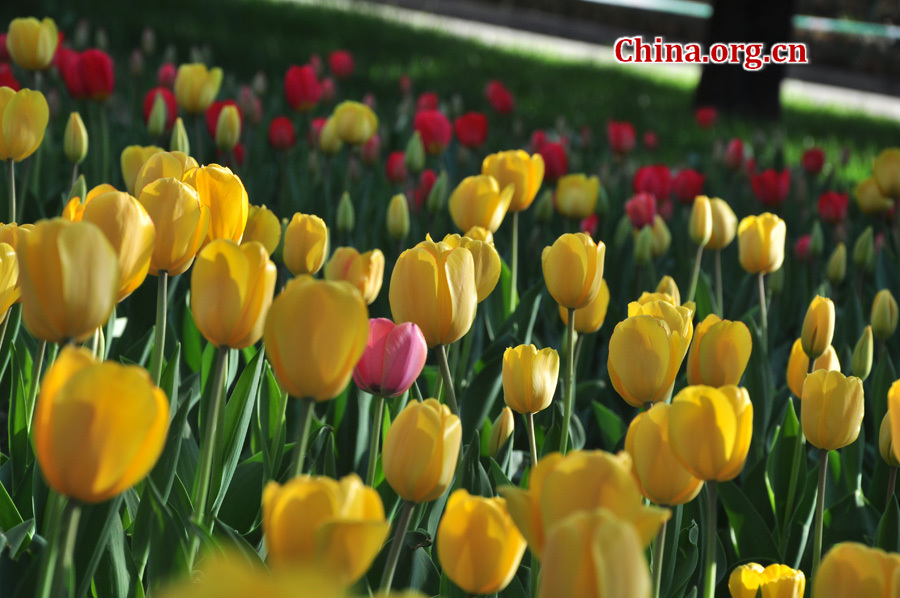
[481,150,544,212]
[120,145,164,196]
[625,404,703,506]
[0,87,49,162]
[538,508,651,598]
[0,222,30,251]
[134,151,198,197]
[437,489,527,595]
[879,413,899,467]
[242,205,281,255]
[215,105,241,151]
[668,385,753,481]
[387,194,410,240]
[686,314,752,387]
[81,191,156,302]
[319,116,343,155]
[801,295,835,360]
[63,112,88,165]
[650,215,671,258]
[892,381,900,464]
[448,175,514,233]
[442,233,500,303]
[464,226,493,243]
[554,174,599,220]
[871,289,899,341]
[689,195,713,246]
[500,451,669,557]
[262,474,390,586]
[33,347,168,503]
[707,198,737,250]
[812,542,900,598]
[138,178,210,276]
[558,278,609,334]
[264,276,368,400]
[283,213,329,276]
[800,370,864,451]
[323,246,385,305]
[18,219,118,343]
[729,563,806,598]
[60,183,116,222]
[174,63,223,113]
[854,178,893,215]
[389,237,477,348]
[542,232,605,310]
[0,243,19,313]
[332,101,378,145]
[383,398,462,503]
[873,148,900,198]
[6,17,58,70]
[488,407,515,458]
[656,275,681,305]
[191,240,276,349]
[786,338,840,398]
[184,164,249,243]
[737,213,786,274]
[502,344,559,414]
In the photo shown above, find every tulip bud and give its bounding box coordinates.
[879,413,900,467]
[63,112,88,165]
[614,214,632,248]
[542,232,605,309]
[634,226,653,265]
[173,63,223,114]
[737,212,786,274]
[686,315,752,387]
[826,243,846,286]
[68,174,87,203]
[707,198,737,250]
[801,295,835,360]
[7,18,59,71]
[871,289,899,340]
[147,93,168,139]
[318,116,342,155]
[689,195,712,246]
[533,188,554,224]
[332,101,378,145]
[404,131,425,174]
[353,319,427,398]
[853,226,875,274]
[801,370,864,450]
[0,88,49,163]
[488,407,515,458]
[386,194,410,240]
[142,27,156,55]
[850,326,874,382]
[169,117,190,155]
[554,174,599,220]
[283,213,329,276]
[336,191,355,233]
[786,338,840,398]
[215,105,241,152]
[874,148,900,197]
[502,345,559,414]
[813,543,900,598]
[426,170,448,214]
[656,275,681,306]
[650,215,671,258]
[809,221,824,257]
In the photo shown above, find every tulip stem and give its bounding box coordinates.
[559,308,576,454]
[686,245,704,304]
[7,159,14,224]
[381,500,415,592]
[366,396,385,486]
[757,273,768,350]
[702,481,718,598]
[526,412,539,467]
[35,494,80,598]
[99,106,110,185]
[292,398,315,477]
[813,449,828,577]
[714,250,723,316]
[25,339,46,433]
[887,466,897,510]
[437,344,459,416]
[651,519,667,598]
[191,346,228,534]
[510,211,519,314]
[151,271,168,385]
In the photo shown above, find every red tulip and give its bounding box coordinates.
[672,169,705,205]
[633,165,672,201]
[361,133,381,166]
[643,131,658,151]
[794,234,811,262]
[416,92,439,113]
[802,147,825,175]
[530,130,548,153]
[206,100,243,138]
[328,50,354,78]
[695,106,717,128]
[353,319,428,398]
[626,192,657,229]
[284,65,321,112]
[0,34,8,62]
[751,169,791,207]
[79,49,114,101]
[817,191,848,223]
[143,87,177,131]
[57,48,86,99]
[540,142,568,182]
[414,169,437,211]
[268,116,296,150]
[607,121,636,155]
[580,213,599,238]
[413,110,452,155]
[309,54,323,76]
[0,64,20,91]
[454,112,488,149]
[386,152,408,184]
[486,80,514,114]
[658,197,674,221]
[157,62,176,88]
[724,138,744,170]
[320,77,336,103]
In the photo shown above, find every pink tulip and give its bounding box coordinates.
[353,319,427,397]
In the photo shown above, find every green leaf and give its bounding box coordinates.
[217,460,264,534]
[460,355,503,442]
[150,389,196,502]
[73,495,124,598]
[7,345,29,487]
[718,481,780,561]
[695,270,717,321]
[766,399,804,537]
[871,355,897,445]
[159,344,182,412]
[876,495,900,552]
[0,518,33,558]
[181,293,203,372]
[122,325,156,368]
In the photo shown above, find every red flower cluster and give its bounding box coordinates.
[817,191,848,223]
[454,112,488,149]
[672,169,705,205]
[802,147,825,174]
[626,192,657,229]
[751,169,791,207]
[386,152,408,184]
[284,65,321,112]
[695,106,717,128]
[57,48,115,101]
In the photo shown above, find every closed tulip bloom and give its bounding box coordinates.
[324,247,384,305]
[437,489,526,595]
[656,275,681,305]
[18,219,118,344]
[332,101,378,145]
[63,111,88,164]
[184,164,249,244]
[174,63,223,113]
[0,243,19,313]
[34,347,168,502]
[625,404,703,506]
[827,243,846,286]
[689,195,713,246]
[489,407,515,457]
[854,178,893,215]
[502,344,559,414]
[737,213,786,274]
[558,278,610,334]
[138,178,210,276]
[892,382,900,464]
[801,295,835,360]
[0,87,49,162]
[134,151,199,196]
[215,105,241,151]
[81,191,156,302]
[554,174,599,219]
[879,413,900,467]
[318,116,343,155]
[387,194,410,240]
[538,508,651,598]
[649,215,671,258]
[120,145,164,196]
[729,563,805,598]
[800,370,864,451]
[481,149,544,212]
[242,205,280,255]
[383,398,462,503]
[353,318,427,397]
[262,474,390,586]
[812,542,900,598]
[669,385,753,481]
[448,175,514,233]
[686,315,752,387]
[442,233,500,303]
[500,450,669,556]
[542,232,605,309]
[6,17,58,70]
[873,148,900,197]
[851,325,874,381]
[871,289,899,341]
[705,198,737,250]
[786,339,840,398]
[389,238,477,348]
[283,213,329,276]
[265,276,368,400]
